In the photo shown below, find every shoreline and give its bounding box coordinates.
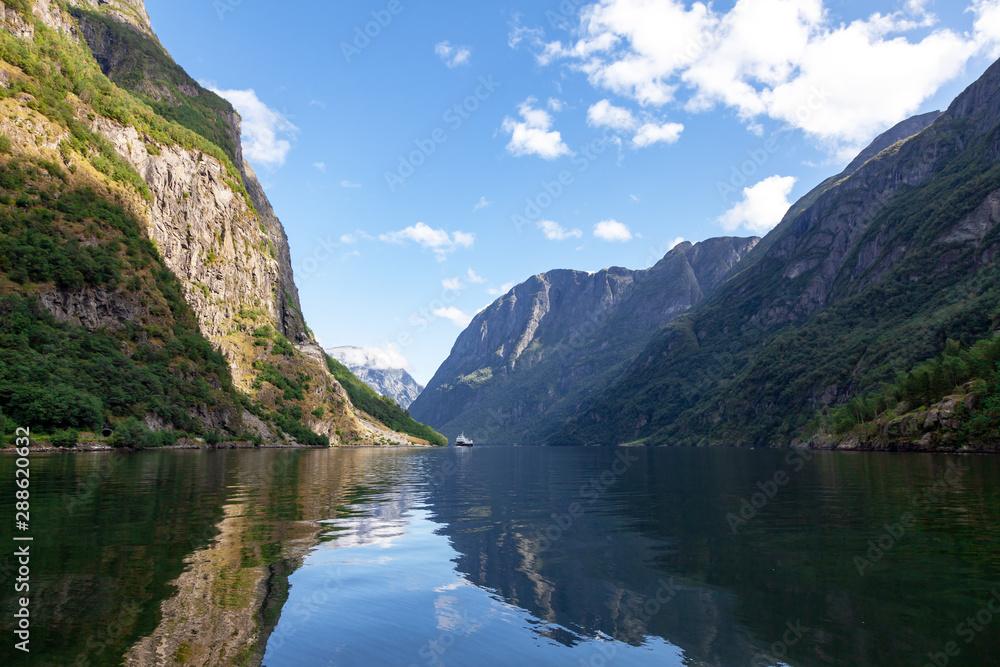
[5,438,996,455]
[0,440,442,454]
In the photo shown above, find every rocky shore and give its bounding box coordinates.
[804,386,1000,453]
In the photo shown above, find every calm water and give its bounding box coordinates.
[2,447,1000,666]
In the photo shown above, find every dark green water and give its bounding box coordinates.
[1,447,999,666]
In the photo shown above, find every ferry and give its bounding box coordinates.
[455,433,474,447]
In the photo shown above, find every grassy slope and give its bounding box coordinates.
[326,355,447,446]
[0,5,253,201]
[67,7,239,163]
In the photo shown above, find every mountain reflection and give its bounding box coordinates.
[419,447,762,665]
[419,447,1000,667]
[123,448,421,666]
[12,447,999,667]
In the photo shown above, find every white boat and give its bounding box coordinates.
[455,433,474,447]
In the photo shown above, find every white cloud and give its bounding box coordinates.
[538,220,583,240]
[435,41,473,68]
[975,0,1000,58]
[488,282,516,296]
[501,97,573,160]
[509,19,546,48]
[548,97,567,111]
[528,0,1000,152]
[206,86,297,168]
[587,99,683,147]
[466,268,487,283]
[631,121,684,147]
[340,231,373,245]
[327,344,410,371]
[594,219,633,242]
[719,175,797,234]
[340,180,362,188]
[630,194,640,202]
[453,231,475,247]
[433,306,473,327]
[474,196,492,211]
[313,162,326,172]
[379,223,475,261]
[668,236,686,250]
[442,277,465,290]
[587,99,638,130]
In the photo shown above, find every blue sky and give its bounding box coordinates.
[145,0,1000,384]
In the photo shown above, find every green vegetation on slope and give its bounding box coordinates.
[0,11,252,206]
[817,335,1000,442]
[0,155,323,447]
[325,354,446,446]
[0,157,236,441]
[553,84,1000,448]
[67,7,239,163]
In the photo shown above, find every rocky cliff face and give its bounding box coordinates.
[68,0,152,36]
[86,114,284,380]
[556,57,1000,447]
[409,237,759,444]
[66,2,311,344]
[327,347,424,409]
[0,0,412,445]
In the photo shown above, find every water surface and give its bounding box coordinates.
[2,446,999,666]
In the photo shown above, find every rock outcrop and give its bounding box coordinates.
[808,386,992,452]
[88,115,283,373]
[39,286,143,330]
[67,0,152,36]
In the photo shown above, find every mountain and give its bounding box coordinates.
[551,58,1000,448]
[0,0,438,447]
[409,237,759,444]
[326,347,424,409]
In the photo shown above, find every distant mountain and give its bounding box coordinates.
[326,347,424,409]
[552,58,1000,448]
[408,237,759,444]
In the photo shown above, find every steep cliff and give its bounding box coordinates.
[0,0,428,446]
[554,57,1000,447]
[409,237,759,444]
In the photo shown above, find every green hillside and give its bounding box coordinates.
[813,334,1000,449]
[552,60,1000,449]
[325,355,447,446]
[0,157,242,445]
[67,7,240,163]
